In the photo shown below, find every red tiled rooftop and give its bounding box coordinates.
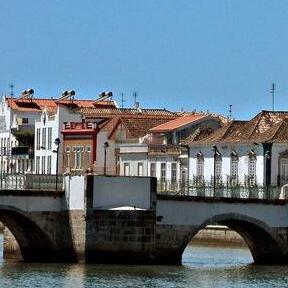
[150,114,207,132]
[6,97,116,113]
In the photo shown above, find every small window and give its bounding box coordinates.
[150,163,156,177]
[66,146,71,153]
[86,146,91,152]
[137,162,144,176]
[171,163,177,183]
[124,163,130,176]
[161,163,166,182]
[22,118,28,124]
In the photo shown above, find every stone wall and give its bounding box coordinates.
[85,210,156,264]
[191,226,246,246]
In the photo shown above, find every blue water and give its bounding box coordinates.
[0,236,287,287]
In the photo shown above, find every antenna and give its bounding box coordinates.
[121,93,126,108]
[270,83,276,111]
[133,91,138,106]
[229,104,232,119]
[9,84,14,97]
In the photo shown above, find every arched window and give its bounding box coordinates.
[248,149,257,185]
[196,151,204,178]
[230,150,239,178]
[215,151,222,182]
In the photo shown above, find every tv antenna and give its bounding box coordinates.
[229,104,232,119]
[270,83,276,111]
[121,93,126,108]
[9,84,14,97]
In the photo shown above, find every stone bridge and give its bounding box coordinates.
[0,175,288,265]
[156,195,288,264]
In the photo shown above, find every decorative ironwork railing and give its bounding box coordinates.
[157,178,281,200]
[0,173,63,190]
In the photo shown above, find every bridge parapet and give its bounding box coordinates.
[0,173,63,190]
[157,180,283,200]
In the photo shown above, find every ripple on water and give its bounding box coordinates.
[0,235,288,288]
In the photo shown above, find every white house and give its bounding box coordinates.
[186,111,288,188]
[119,113,224,186]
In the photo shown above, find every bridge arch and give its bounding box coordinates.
[188,213,284,264]
[0,205,58,262]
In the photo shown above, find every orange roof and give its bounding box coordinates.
[150,114,207,132]
[6,97,116,113]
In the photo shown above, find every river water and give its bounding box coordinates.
[0,236,287,287]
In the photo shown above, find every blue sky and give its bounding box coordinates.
[0,1,288,119]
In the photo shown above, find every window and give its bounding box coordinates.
[65,146,71,169]
[171,163,177,183]
[137,162,144,176]
[161,163,166,182]
[215,154,222,179]
[42,128,46,148]
[86,146,91,166]
[124,163,130,176]
[47,128,52,150]
[22,118,28,124]
[75,146,83,169]
[230,151,239,180]
[47,156,52,174]
[248,150,257,184]
[36,156,40,174]
[248,155,256,178]
[196,152,204,178]
[150,163,156,177]
[36,129,41,150]
[41,156,46,174]
[281,159,288,181]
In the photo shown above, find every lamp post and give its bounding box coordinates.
[103,142,109,175]
[54,138,61,191]
[212,145,218,195]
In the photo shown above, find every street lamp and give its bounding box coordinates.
[212,145,219,195]
[54,138,61,191]
[103,142,109,175]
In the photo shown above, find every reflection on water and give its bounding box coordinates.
[0,235,288,288]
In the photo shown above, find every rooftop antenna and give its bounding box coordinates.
[121,93,126,108]
[270,83,276,111]
[133,91,138,107]
[9,84,14,97]
[229,104,232,119]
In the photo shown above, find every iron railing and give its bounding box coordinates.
[157,180,282,200]
[0,173,63,190]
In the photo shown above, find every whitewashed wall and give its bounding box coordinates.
[189,144,264,185]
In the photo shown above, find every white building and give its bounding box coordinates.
[0,92,51,173]
[186,111,288,188]
[34,97,117,175]
[119,114,224,186]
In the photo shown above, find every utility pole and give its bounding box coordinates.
[270,83,276,111]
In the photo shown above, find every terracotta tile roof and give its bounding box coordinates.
[187,110,288,145]
[6,97,116,113]
[120,117,175,139]
[187,120,247,145]
[255,119,288,143]
[182,127,215,144]
[78,107,177,117]
[97,115,176,140]
[150,114,207,132]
